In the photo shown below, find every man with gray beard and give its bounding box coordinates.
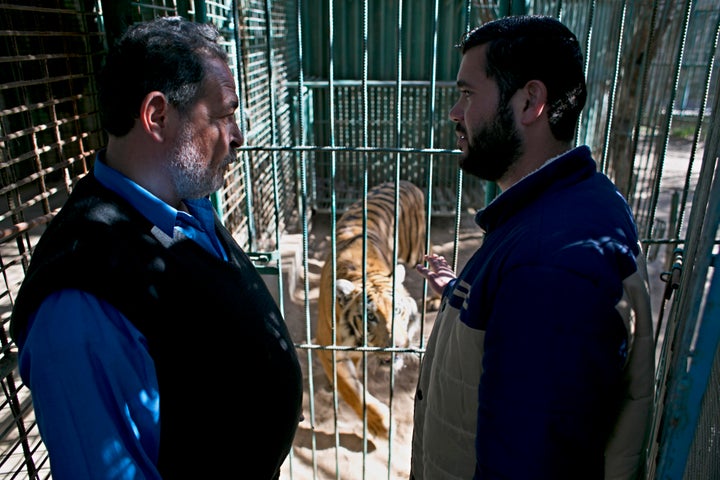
[11,16,302,480]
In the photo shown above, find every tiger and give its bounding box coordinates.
[316,180,428,438]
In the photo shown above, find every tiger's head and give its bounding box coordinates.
[334,264,420,364]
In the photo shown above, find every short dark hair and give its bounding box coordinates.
[458,15,587,142]
[98,16,229,136]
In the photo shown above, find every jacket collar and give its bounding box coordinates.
[475,145,596,233]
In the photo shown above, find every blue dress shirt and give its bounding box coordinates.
[18,155,228,479]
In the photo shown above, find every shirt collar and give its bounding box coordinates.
[93,151,182,238]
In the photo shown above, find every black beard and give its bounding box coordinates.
[459,102,522,182]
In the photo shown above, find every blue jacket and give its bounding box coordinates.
[411,146,655,479]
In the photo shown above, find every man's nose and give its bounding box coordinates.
[230,122,244,149]
[448,100,462,122]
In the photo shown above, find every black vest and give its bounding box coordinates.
[12,174,303,479]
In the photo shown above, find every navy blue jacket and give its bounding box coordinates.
[412,146,654,479]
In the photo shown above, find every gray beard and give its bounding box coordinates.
[170,124,224,200]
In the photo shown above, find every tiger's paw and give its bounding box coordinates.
[366,400,390,438]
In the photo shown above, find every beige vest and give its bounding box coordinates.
[411,254,655,479]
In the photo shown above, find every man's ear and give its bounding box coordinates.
[139,91,170,142]
[518,79,548,126]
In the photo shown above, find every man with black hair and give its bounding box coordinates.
[412,15,654,480]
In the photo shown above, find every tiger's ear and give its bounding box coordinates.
[336,278,356,298]
[336,278,356,310]
[394,264,406,284]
